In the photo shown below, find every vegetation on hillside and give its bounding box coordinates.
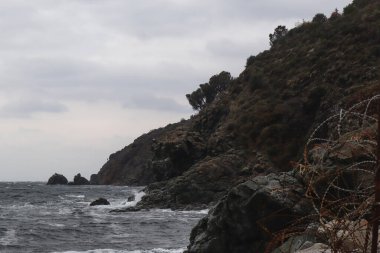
[215,0,379,168]
[186,71,232,111]
[99,0,380,219]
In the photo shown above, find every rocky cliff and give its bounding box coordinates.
[95,0,380,251]
[97,0,379,208]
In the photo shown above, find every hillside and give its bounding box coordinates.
[95,0,380,251]
[96,0,380,212]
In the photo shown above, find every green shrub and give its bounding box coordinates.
[249,72,264,91]
[343,4,358,15]
[246,55,256,67]
[312,13,327,23]
[329,8,342,21]
[186,71,232,111]
[352,0,372,8]
[371,45,380,57]
[269,25,288,46]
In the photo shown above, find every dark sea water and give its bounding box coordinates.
[0,182,207,253]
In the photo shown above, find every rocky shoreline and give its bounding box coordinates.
[47,1,380,251]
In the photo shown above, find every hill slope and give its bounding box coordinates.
[97,0,380,212]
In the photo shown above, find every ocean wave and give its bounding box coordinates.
[91,190,146,210]
[52,248,184,253]
[122,190,145,207]
[0,229,18,246]
[65,194,85,198]
[47,223,66,227]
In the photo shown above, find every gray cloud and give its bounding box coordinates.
[0,0,353,181]
[0,99,67,118]
[123,95,191,113]
[0,0,352,115]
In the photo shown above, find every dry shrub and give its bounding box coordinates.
[301,94,380,252]
[266,94,380,253]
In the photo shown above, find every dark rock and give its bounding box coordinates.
[271,234,317,253]
[127,195,135,202]
[90,198,110,206]
[150,130,207,182]
[47,173,68,185]
[110,206,142,213]
[186,172,311,253]
[136,150,247,210]
[72,173,90,185]
[97,123,184,186]
[90,174,99,185]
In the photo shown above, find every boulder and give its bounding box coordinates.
[272,234,317,253]
[47,173,68,185]
[72,173,90,185]
[186,172,311,253]
[295,243,331,253]
[90,198,110,206]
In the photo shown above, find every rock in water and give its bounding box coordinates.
[47,173,68,185]
[90,198,110,206]
[72,173,90,185]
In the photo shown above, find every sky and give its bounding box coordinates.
[0,0,352,182]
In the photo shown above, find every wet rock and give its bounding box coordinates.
[90,198,110,206]
[186,172,311,253]
[110,206,142,212]
[47,173,68,185]
[127,195,135,202]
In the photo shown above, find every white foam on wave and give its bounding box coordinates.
[0,229,18,246]
[93,190,146,210]
[122,190,145,207]
[53,248,184,253]
[47,223,65,227]
[65,194,85,198]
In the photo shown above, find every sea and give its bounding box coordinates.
[0,182,207,253]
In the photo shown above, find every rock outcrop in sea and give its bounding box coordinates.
[47,173,94,186]
[70,173,90,185]
[47,173,68,185]
[90,198,110,206]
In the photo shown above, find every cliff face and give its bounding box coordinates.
[97,0,380,210]
[97,123,182,185]
[186,1,380,251]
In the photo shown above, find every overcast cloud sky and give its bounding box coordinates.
[0,0,352,181]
